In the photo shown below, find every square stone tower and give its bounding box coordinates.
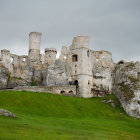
[44,48,57,64]
[1,49,13,71]
[68,36,93,98]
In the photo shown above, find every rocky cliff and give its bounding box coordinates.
[0,64,9,89]
[113,61,140,118]
[92,61,114,97]
[43,60,72,86]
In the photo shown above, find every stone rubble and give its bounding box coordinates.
[0,109,16,117]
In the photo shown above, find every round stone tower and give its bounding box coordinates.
[72,36,89,49]
[44,48,57,64]
[28,32,42,64]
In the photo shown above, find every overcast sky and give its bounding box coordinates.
[0,0,140,62]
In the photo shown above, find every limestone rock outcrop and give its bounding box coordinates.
[0,64,9,89]
[7,76,29,88]
[113,61,140,118]
[92,51,114,97]
[44,60,72,86]
[92,64,113,96]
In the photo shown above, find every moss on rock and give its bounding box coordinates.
[120,83,135,102]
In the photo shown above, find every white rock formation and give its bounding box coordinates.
[113,61,140,118]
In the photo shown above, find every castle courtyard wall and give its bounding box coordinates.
[14,85,76,95]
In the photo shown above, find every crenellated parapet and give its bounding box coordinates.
[93,50,114,68]
[44,48,57,64]
[45,48,57,53]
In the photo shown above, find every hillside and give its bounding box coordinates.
[0,91,140,140]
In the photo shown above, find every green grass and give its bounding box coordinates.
[0,91,140,140]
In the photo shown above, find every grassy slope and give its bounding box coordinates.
[0,91,140,140]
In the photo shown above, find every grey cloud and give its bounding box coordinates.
[0,0,140,62]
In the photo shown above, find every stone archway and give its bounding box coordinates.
[60,90,65,94]
[74,80,79,95]
[68,90,74,94]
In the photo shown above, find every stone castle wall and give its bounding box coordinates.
[14,85,76,95]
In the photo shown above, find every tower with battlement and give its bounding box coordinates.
[44,48,57,64]
[28,32,42,64]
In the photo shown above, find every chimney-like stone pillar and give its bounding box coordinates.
[28,32,42,64]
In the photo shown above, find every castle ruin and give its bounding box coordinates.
[0,32,114,98]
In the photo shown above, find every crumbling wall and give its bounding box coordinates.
[93,51,114,68]
[1,49,13,71]
[92,51,114,97]
[11,54,28,76]
[59,46,68,61]
[44,48,57,64]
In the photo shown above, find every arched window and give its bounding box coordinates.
[10,57,14,63]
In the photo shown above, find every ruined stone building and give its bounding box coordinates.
[0,32,115,98]
[1,31,140,118]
